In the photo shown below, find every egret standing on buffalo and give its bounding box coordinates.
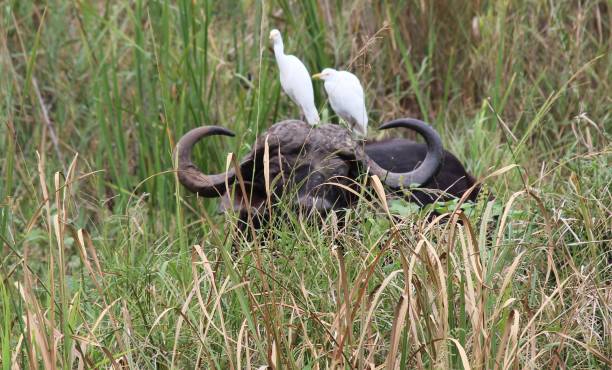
[312,68,368,138]
[269,29,320,126]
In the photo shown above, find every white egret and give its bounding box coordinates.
[312,68,367,138]
[269,29,320,126]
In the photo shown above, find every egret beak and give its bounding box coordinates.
[311,73,323,80]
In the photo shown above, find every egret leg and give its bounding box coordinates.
[348,121,364,140]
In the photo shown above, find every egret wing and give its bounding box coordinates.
[326,80,367,129]
[282,55,315,107]
[337,71,364,100]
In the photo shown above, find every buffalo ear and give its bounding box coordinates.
[218,181,268,214]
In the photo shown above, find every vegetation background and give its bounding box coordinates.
[1,0,610,368]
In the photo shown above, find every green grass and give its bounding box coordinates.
[1,0,610,368]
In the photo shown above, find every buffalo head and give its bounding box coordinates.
[175,118,444,223]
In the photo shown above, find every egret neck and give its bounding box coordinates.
[272,37,285,63]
